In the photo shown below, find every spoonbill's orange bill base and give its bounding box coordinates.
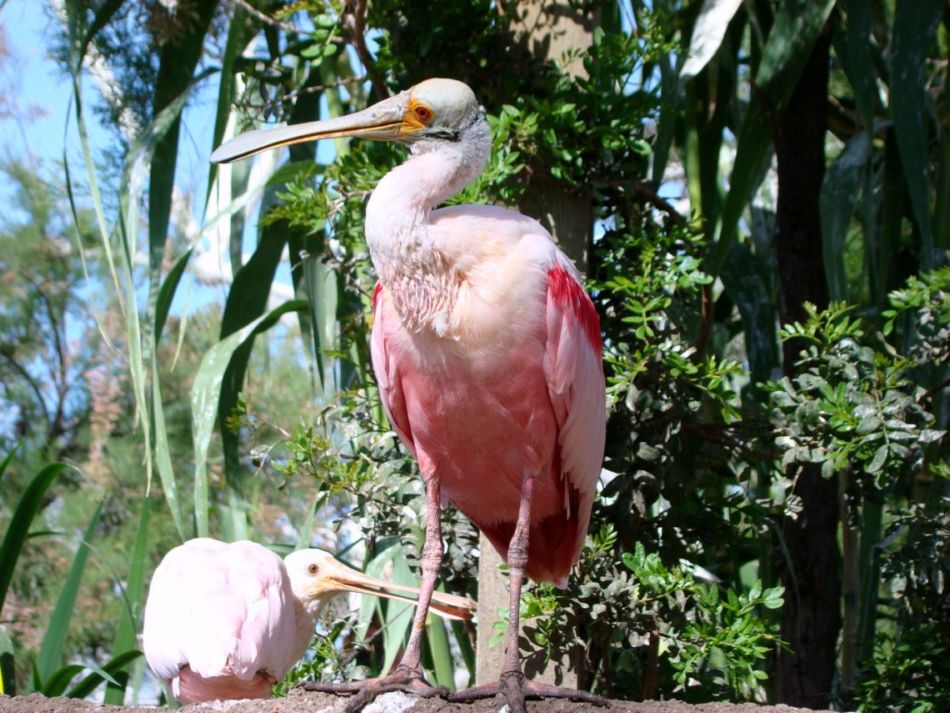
[142,538,474,703]
[211,78,607,712]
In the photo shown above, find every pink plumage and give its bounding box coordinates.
[371,207,605,585]
[142,539,298,703]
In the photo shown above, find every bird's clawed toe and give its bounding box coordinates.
[296,669,447,712]
[446,671,609,712]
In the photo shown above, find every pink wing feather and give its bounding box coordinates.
[371,282,415,453]
[543,261,606,572]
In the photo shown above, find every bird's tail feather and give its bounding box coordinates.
[479,485,589,587]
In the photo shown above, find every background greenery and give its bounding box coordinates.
[0,0,946,710]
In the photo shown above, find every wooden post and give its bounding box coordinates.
[475,0,596,688]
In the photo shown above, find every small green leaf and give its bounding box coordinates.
[867,445,888,474]
[104,499,150,704]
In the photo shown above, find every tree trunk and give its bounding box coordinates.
[772,29,840,709]
[509,0,597,271]
[475,0,596,688]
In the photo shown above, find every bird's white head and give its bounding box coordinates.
[282,548,353,618]
[400,78,483,147]
[210,78,488,164]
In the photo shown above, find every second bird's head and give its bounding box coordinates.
[283,549,373,616]
[282,548,477,622]
[210,78,488,164]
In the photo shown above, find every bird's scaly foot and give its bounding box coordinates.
[446,671,608,713]
[297,665,448,713]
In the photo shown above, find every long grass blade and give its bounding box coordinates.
[820,133,868,302]
[76,0,124,71]
[206,3,250,208]
[0,625,14,695]
[296,492,327,551]
[191,300,307,536]
[103,498,150,704]
[304,253,339,391]
[70,75,122,304]
[710,0,835,275]
[356,540,400,641]
[720,234,780,382]
[857,499,883,667]
[450,619,476,687]
[151,250,192,538]
[67,650,142,700]
[155,249,193,342]
[425,615,455,690]
[0,443,17,484]
[843,0,874,133]
[36,501,104,684]
[152,361,185,538]
[147,30,217,512]
[0,462,69,614]
[889,0,942,268]
[215,238,287,497]
[120,66,215,497]
[680,0,743,80]
[651,55,677,187]
[381,545,415,675]
[39,664,85,697]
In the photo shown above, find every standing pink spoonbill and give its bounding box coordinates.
[142,538,475,703]
[211,78,606,712]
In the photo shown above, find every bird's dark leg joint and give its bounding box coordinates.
[419,474,443,575]
[392,663,426,682]
[506,533,530,570]
[500,669,525,686]
[420,528,442,573]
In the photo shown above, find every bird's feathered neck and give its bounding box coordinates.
[365,117,490,334]
[289,592,329,664]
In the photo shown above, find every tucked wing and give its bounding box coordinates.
[142,539,298,691]
[543,260,606,563]
[370,282,415,454]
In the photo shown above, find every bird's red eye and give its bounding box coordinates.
[414,106,432,122]
[307,564,318,575]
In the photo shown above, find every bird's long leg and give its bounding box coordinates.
[447,470,607,711]
[498,468,536,711]
[395,473,443,676]
[298,475,447,712]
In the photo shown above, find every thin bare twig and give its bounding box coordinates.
[239,74,369,113]
[923,374,950,401]
[694,282,713,358]
[0,350,51,428]
[342,0,389,99]
[633,182,686,224]
[230,0,298,34]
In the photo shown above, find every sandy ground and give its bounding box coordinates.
[0,691,822,713]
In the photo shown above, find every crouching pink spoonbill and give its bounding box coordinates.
[142,538,475,703]
[211,78,607,712]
